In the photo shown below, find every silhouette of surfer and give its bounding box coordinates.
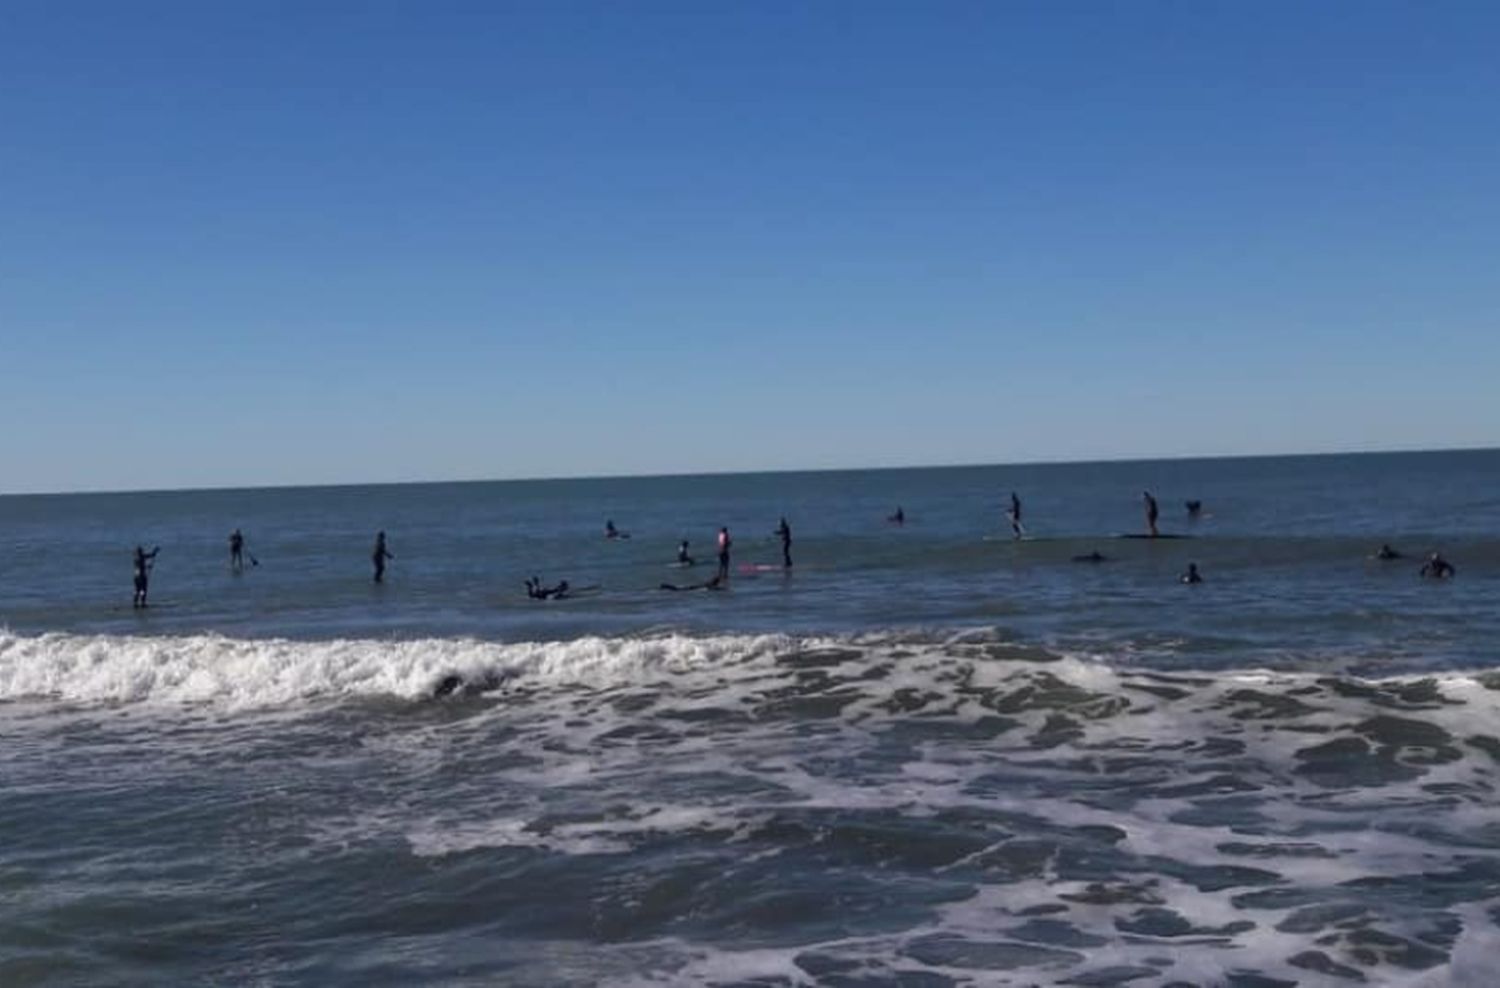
[1185,500,1203,519]
[526,577,571,599]
[132,545,160,608]
[1374,544,1403,561]
[775,516,792,568]
[1008,492,1024,539]
[1419,553,1456,580]
[716,527,732,581]
[1143,491,1160,537]
[371,531,394,583]
[677,540,694,566]
[228,528,256,572]
[605,519,628,540]
[1072,550,1108,563]
[1180,562,1203,584]
[888,506,905,526]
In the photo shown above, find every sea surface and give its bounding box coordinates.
[2,450,1499,986]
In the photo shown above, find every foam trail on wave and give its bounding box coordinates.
[0,631,797,709]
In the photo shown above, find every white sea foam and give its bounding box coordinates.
[0,630,798,709]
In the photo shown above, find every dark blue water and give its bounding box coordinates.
[2,450,1498,985]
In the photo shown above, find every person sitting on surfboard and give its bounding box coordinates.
[132,544,160,608]
[1143,491,1160,537]
[716,527,732,581]
[1180,562,1202,584]
[677,540,694,566]
[1185,500,1203,518]
[605,519,628,540]
[1419,553,1456,580]
[775,517,792,568]
[888,506,905,525]
[1008,492,1024,539]
[372,531,394,583]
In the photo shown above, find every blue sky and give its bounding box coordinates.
[2,1,1497,493]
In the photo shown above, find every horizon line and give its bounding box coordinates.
[3,443,1495,499]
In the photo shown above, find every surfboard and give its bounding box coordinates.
[738,563,786,573]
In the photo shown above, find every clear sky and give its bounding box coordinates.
[2,1,1497,493]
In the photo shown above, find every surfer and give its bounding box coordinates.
[1007,492,1023,539]
[1419,553,1456,580]
[229,529,257,571]
[1072,550,1108,563]
[1143,491,1160,538]
[132,544,160,608]
[775,516,792,568]
[677,540,694,566]
[716,527,732,581]
[888,506,905,526]
[1185,500,1203,518]
[371,531,394,583]
[1180,562,1203,584]
[1374,544,1403,561]
[526,577,571,599]
[605,519,628,540]
[660,574,725,592]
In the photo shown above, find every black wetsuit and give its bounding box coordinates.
[1144,493,1160,537]
[776,518,792,568]
[1420,556,1456,579]
[1009,494,1022,538]
[716,529,732,581]
[229,530,245,571]
[372,534,393,583]
[132,546,159,608]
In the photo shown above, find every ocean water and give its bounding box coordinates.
[2,450,1499,986]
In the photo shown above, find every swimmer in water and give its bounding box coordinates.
[132,544,160,608]
[888,506,905,526]
[1072,550,1108,563]
[1419,553,1456,580]
[1374,544,1403,560]
[1185,500,1203,518]
[677,540,694,566]
[1143,491,1160,538]
[1180,562,1202,584]
[1008,492,1023,539]
[775,516,792,568]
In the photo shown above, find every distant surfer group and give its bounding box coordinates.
[123,492,1460,607]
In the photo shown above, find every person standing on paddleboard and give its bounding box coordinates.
[229,529,248,572]
[132,544,160,608]
[1008,492,1023,539]
[716,527,732,582]
[775,516,793,568]
[1143,491,1160,538]
[372,531,394,583]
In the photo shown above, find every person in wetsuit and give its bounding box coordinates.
[1180,562,1202,584]
[888,506,905,526]
[605,520,626,540]
[1375,544,1403,560]
[775,516,792,568]
[1143,491,1160,537]
[526,577,572,599]
[372,531,394,583]
[1185,500,1203,519]
[1009,492,1023,539]
[1072,550,1108,563]
[716,527,732,581]
[1420,553,1456,579]
[132,545,160,608]
[677,540,694,566]
[661,574,725,592]
[229,529,246,572]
